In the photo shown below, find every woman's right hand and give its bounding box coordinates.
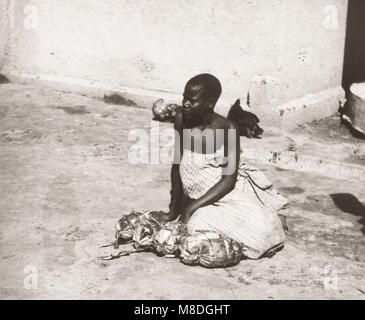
[179,194,200,223]
[160,211,176,222]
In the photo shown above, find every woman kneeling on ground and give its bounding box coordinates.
[163,73,288,259]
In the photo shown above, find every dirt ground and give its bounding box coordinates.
[0,82,364,300]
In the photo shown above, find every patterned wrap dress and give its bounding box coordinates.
[180,146,288,259]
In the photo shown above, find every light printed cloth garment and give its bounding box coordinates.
[180,146,288,259]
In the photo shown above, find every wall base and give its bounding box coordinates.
[4,69,346,130]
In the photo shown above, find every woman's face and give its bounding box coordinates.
[182,85,211,127]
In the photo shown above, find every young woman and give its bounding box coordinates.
[164,73,288,259]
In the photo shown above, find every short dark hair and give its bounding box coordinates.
[186,73,222,103]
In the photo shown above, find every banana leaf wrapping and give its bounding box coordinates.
[152,99,180,123]
[112,214,244,268]
[179,231,243,268]
[154,222,189,256]
[115,210,166,243]
[132,214,167,250]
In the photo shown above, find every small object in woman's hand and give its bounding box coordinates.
[152,99,180,123]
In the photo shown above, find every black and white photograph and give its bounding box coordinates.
[0,0,364,302]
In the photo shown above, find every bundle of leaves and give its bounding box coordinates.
[179,231,243,268]
[115,210,167,245]
[152,99,180,123]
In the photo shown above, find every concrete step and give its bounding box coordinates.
[240,116,365,182]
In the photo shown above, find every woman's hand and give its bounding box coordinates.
[179,194,199,223]
[159,211,176,223]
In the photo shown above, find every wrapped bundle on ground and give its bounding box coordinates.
[179,231,243,268]
[154,222,189,257]
[152,99,180,123]
[132,214,167,250]
[115,210,166,244]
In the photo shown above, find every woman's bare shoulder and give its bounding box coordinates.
[213,112,239,131]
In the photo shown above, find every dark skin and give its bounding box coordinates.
[165,84,240,223]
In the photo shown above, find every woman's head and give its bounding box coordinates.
[182,74,222,127]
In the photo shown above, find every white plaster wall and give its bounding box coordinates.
[0,1,10,71]
[1,0,348,113]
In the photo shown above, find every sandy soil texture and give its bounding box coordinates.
[0,83,364,300]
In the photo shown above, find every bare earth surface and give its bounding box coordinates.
[0,82,364,300]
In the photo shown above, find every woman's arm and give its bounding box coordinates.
[168,164,182,220]
[179,122,240,223]
[166,110,184,221]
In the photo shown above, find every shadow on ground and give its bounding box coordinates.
[330,193,365,234]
